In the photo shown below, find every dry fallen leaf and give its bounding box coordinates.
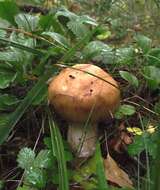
[109,122,133,153]
[104,154,134,189]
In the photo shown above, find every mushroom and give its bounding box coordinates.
[48,64,120,158]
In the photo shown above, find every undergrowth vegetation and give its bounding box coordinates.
[0,0,160,190]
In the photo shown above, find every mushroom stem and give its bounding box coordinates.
[67,123,98,158]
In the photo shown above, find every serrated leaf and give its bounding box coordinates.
[25,167,47,188]
[119,71,139,88]
[42,31,69,48]
[142,66,160,90]
[17,147,35,170]
[0,0,19,26]
[115,104,136,119]
[15,13,39,31]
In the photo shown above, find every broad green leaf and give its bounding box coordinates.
[39,15,64,34]
[0,63,17,89]
[0,0,19,26]
[135,34,152,53]
[56,8,77,20]
[48,109,69,190]
[42,31,69,48]
[115,104,136,119]
[142,66,160,90]
[0,51,22,62]
[0,94,18,110]
[67,20,89,38]
[79,15,97,26]
[147,48,160,66]
[119,70,139,88]
[0,29,6,37]
[116,47,134,65]
[15,13,39,31]
[83,41,114,64]
[17,147,35,170]
[39,14,53,30]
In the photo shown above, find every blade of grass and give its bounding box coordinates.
[0,37,45,56]
[95,143,108,190]
[47,108,69,190]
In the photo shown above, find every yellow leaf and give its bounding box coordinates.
[127,127,143,135]
[147,125,157,134]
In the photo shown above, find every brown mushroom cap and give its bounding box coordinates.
[48,64,120,123]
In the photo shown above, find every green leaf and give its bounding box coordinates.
[32,85,47,105]
[67,20,89,38]
[0,51,22,62]
[115,104,136,119]
[119,70,139,88]
[0,94,18,110]
[34,150,52,169]
[0,70,54,145]
[0,0,19,26]
[128,135,145,155]
[0,36,45,56]
[0,180,4,190]
[15,13,39,31]
[79,15,97,26]
[142,66,160,90]
[25,167,47,189]
[16,185,36,190]
[135,34,152,53]
[116,47,134,65]
[83,41,114,64]
[56,8,77,21]
[39,14,53,30]
[48,109,69,190]
[42,31,69,48]
[0,63,17,89]
[147,48,160,66]
[17,147,35,170]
